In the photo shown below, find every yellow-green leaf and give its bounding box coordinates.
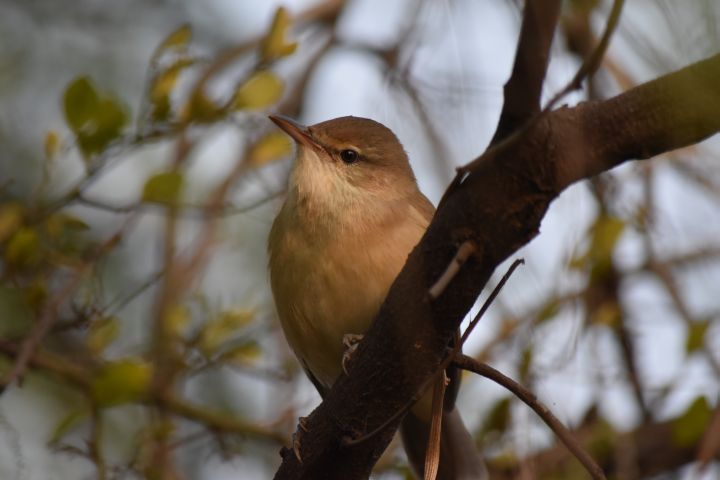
[156,24,192,56]
[91,359,151,406]
[0,286,33,338]
[590,301,621,327]
[232,70,284,110]
[63,76,100,132]
[50,409,88,444]
[141,171,184,205]
[164,303,190,336]
[182,90,223,123]
[87,317,120,354]
[261,7,298,63]
[0,202,23,243]
[149,58,195,122]
[593,216,624,253]
[571,214,625,273]
[672,396,711,447]
[63,76,128,158]
[685,320,709,353]
[199,309,254,355]
[44,212,90,238]
[5,227,41,267]
[249,131,292,166]
[226,341,262,365]
[481,397,511,435]
[44,130,61,158]
[23,280,47,311]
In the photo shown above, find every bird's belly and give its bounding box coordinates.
[270,232,401,389]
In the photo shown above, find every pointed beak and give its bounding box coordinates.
[269,115,319,149]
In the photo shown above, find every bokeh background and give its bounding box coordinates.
[0,0,719,478]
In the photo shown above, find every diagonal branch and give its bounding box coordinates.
[273,53,720,480]
[453,354,606,480]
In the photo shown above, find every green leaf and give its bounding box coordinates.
[685,320,710,353]
[62,76,128,158]
[672,396,711,447]
[199,309,254,355]
[260,7,298,63]
[249,131,292,166]
[232,70,284,110]
[141,171,184,205]
[87,317,120,354]
[91,359,151,407]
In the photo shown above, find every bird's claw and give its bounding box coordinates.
[342,333,364,375]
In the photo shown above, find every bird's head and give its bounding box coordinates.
[269,115,418,209]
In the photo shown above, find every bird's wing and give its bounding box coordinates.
[301,359,329,398]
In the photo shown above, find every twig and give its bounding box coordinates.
[453,354,607,480]
[77,190,283,219]
[461,258,524,344]
[423,372,447,480]
[428,241,477,300]
[544,0,625,112]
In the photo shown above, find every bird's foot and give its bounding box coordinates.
[291,417,310,463]
[342,333,364,375]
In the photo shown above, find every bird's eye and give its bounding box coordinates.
[339,149,359,164]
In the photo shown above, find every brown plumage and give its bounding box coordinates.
[268,115,485,479]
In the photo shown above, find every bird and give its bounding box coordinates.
[267,114,485,479]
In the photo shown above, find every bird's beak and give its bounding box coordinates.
[269,115,319,149]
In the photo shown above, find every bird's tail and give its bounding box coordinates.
[400,408,487,480]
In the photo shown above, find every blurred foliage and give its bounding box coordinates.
[0,1,718,479]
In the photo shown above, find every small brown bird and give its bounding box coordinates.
[268,115,485,479]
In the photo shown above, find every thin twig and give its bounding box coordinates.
[544,0,625,112]
[77,190,283,218]
[453,354,607,480]
[428,241,477,300]
[461,258,524,345]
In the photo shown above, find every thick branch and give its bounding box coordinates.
[554,53,720,187]
[274,55,720,479]
[491,0,561,144]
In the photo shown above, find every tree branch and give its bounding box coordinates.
[273,54,720,480]
[453,354,605,480]
[490,0,562,145]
